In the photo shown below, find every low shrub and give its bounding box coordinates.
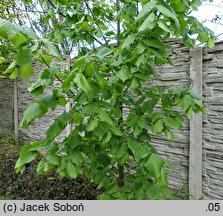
[0,136,99,200]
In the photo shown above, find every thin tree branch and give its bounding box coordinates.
[83,0,109,45]
[41,56,76,97]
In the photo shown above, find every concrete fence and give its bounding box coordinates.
[0,39,223,200]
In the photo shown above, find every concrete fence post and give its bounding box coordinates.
[65,57,72,136]
[14,78,19,139]
[189,47,203,200]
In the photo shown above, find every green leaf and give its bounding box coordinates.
[9,68,19,79]
[127,139,139,155]
[95,123,108,138]
[47,120,64,141]
[69,151,82,166]
[116,68,132,82]
[135,54,148,67]
[101,131,112,143]
[208,37,215,48]
[41,39,61,58]
[86,118,99,131]
[156,4,177,21]
[151,119,164,134]
[122,34,137,49]
[137,0,156,20]
[164,116,181,130]
[137,117,148,129]
[183,36,195,48]
[66,161,79,179]
[185,107,193,120]
[159,168,168,186]
[135,145,152,162]
[177,95,194,111]
[20,63,34,80]
[139,13,156,33]
[116,143,127,159]
[109,125,122,136]
[81,103,98,115]
[94,69,106,88]
[15,144,38,172]
[145,154,164,179]
[158,20,171,33]
[164,129,174,141]
[96,47,112,58]
[126,114,139,127]
[16,49,32,65]
[4,61,16,74]
[46,154,60,166]
[130,77,140,90]
[72,112,83,124]
[21,103,43,127]
[98,110,113,125]
[74,73,92,94]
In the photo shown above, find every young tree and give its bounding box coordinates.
[0,0,215,199]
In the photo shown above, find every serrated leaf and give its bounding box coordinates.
[101,131,112,143]
[69,151,82,166]
[165,116,181,130]
[137,0,156,20]
[109,125,122,136]
[15,144,38,172]
[158,20,171,33]
[81,103,98,115]
[96,47,112,58]
[130,77,140,89]
[116,143,127,159]
[74,73,92,94]
[41,39,61,58]
[126,114,139,127]
[183,36,195,48]
[127,139,139,155]
[139,13,156,33]
[94,69,106,88]
[135,145,152,162]
[177,95,194,111]
[47,120,65,140]
[135,187,145,200]
[66,161,79,179]
[145,154,164,179]
[159,168,168,186]
[20,63,34,80]
[151,119,164,134]
[156,4,177,21]
[9,68,18,79]
[4,61,16,74]
[46,154,60,166]
[185,107,193,120]
[208,38,215,48]
[122,34,137,49]
[164,129,175,141]
[116,68,132,82]
[137,117,148,129]
[95,123,108,138]
[21,103,43,127]
[86,118,99,131]
[98,110,113,125]
[16,49,32,65]
[136,54,148,67]
[72,112,83,124]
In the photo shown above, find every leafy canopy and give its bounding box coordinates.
[0,0,214,199]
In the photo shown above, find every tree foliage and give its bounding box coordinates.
[0,0,214,199]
